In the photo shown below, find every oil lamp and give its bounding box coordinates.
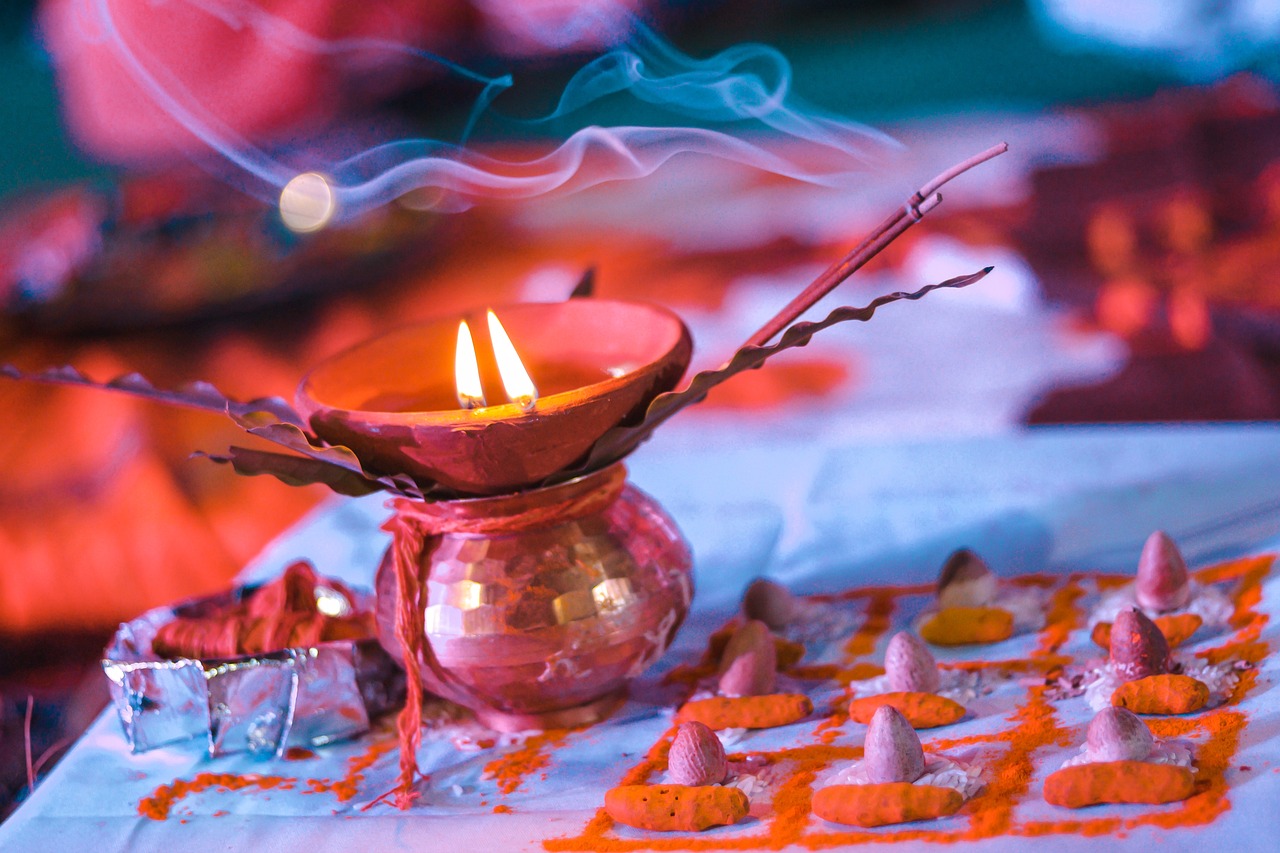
[294,298,692,495]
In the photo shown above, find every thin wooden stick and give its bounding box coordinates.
[745,142,1008,348]
[24,696,35,793]
[30,735,75,779]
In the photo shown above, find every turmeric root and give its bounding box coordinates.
[919,607,1014,646]
[1111,674,1209,715]
[604,784,749,832]
[1043,761,1194,808]
[812,783,963,827]
[848,691,965,729]
[675,694,813,730]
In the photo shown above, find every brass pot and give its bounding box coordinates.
[375,464,692,731]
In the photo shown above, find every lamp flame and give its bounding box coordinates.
[454,321,486,410]
[487,310,538,411]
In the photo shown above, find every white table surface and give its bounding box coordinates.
[5,423,1280,852]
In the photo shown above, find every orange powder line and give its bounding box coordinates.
[805,593,900,745]
[138,772,297,821]
[1036,576,1086,657]
[1194,554,1274,587]
[789,662,885,686]
[843,592,897,658]
[767,763,823,847]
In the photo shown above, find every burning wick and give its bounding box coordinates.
[279,172,336,233]
[453,312,539,411]
[487,310,538,412]
[454,321,487,410]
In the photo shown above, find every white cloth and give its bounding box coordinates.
[5,425,1280,852]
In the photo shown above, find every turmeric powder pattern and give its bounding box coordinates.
[546,554,1275,850]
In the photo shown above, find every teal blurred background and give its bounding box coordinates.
[0,0,1205,204]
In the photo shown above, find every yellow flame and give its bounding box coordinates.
[279,172,336,233]
[487,310,538,411]
[454,321,486,409]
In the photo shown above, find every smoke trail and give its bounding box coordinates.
[70,0,512,187]
[69,0,899,224]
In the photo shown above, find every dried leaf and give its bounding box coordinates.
[559,268,990,478]
[193,447,384,497]
[0,362,445,500]
[229,410,436,500]
[0,364,305,426]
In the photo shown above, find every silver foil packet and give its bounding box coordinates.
[102,583,403,757]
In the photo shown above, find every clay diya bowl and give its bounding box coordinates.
[296,299,692,495]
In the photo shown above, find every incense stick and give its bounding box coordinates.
[744,143,1008,349]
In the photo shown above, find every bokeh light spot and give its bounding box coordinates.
[280,172,336,233]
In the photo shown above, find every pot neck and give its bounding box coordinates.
[387,464,626,534]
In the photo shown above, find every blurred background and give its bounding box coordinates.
[4,0,1280,820]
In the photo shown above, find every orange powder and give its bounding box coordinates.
[1095,575,1131,591]
[662,662,715,689]
[139,773,296,821]
[788,662,884,687]
[485,731,570,796]
[1037,578,1086,656]
[304,738,398,803]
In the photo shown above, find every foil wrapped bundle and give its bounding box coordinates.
[102,563,402,756]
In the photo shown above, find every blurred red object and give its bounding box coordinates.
[39,0,645,165]
[0,349,236,634]
[39,0,472,163]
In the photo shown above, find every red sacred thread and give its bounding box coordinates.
[150,561,373,659]
[380,466,627,810]
[385,516,426,810]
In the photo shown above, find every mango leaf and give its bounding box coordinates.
[556,268,991,480]
[0,364,305,426]
[193,447,384,497]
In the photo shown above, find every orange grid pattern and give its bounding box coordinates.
[544,555,1274,851]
